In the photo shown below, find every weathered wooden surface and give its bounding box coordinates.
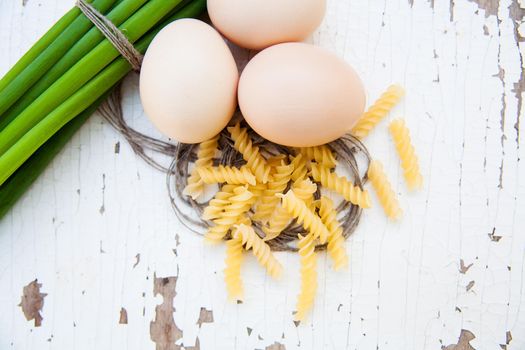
[0,0,524,349]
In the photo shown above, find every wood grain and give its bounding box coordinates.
[0,0,524,349]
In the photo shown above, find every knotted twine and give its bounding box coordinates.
[76,0,143,71]
[78,1,371,251]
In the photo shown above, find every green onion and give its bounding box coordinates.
[0,0,149,131]
[0,91,112,220]
[0,0,206,187]
[0,5,86,92]
[0,0,184,156]
[0,0,118,117]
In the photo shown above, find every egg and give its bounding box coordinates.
[238,43,366,147]
[140,19,238,144]
[207,0,326,50]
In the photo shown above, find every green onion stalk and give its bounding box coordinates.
[0,0,207,217]
[0,0,118,116]
[0,0,186,155]
[0,0,149,130]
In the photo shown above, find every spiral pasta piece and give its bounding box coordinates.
[351,85,405,139]
[228,123,272,184]
[317,197,349,270]
[290,154,309,182]
[267,154,288,167]
[310,163,371,209]
[279,190,330,244]
[297,145,337,169]
[295,233,317,322]
[197,165,256,186]
[234,224,283,278]
[202,184,237,221]
[183,135,219,199]
[389,119,423,191]
[224,236,244,301]
[367,160,402,219]
[205,186,254,243]
[253,162,294,222]
[263,179,317,241]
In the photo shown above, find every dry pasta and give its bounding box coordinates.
[228,123,272,184]
[202,184,237,221]
[297,145,337,169]
[263,179,317,241]
[367,160,402,219]
[234,224,283,278]
[253,161,294,222]
[224,236,244,301]
[205,186,254,243]
[317,197,349,270]
[279,190,330,244]
[197,165,256,186]
[310,163,371,209]
[389,119,423,191]
[351,85,405,139]
[290,154,309,182]
[183,135,219,199]
[295,233,317,322]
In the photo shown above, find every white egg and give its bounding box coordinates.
[207,0,326,50]
[140,19,238,144]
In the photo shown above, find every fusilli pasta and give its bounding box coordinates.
[263,179,317,241]
[295,233,317,322]
[197,165,256,186]
[317,197,348,270]
[253,162,294,222]
[205,186,254,243]
[367,160,402,219]
[228,123,272,184]
[183,135,219,199]
[351,85,405,139]
[290,154,309,182]
[224,236,244,301]
[310,163,371,208]
[234,224,283,278]
[202,184,237,221]
[297,145,337,169]
[389,119,423,191]
[279,190,330,244]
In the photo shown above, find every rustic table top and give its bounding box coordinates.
[0,0,524,349]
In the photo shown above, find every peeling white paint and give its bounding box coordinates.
[0,0,524,349]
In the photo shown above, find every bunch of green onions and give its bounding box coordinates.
[0,0,207,219]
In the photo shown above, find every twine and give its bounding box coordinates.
[76,0,143,71]
[166,113,371,252]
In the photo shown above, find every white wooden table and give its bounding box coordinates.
[0,0,524,349]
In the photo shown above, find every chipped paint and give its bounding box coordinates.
[459,259,473,274]
[466,281,475,292]
[184,338,200,350]
[119,308,128,325]
[467,0,499,17]
[266,342,286,350]
[443,329,476,350]
[196,308,213,327]
[488,228,503,242]
[18,280,47,327]
[150,274,183,350]
[114,141,120,154]
[133,254,141,269]
[99,173,106,215]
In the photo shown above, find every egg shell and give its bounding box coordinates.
[140,19,238,144]
[238,43,366,147]
[207,0,326,50]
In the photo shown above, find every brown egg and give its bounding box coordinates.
[140,19,238,144]
[207,0,326,50]
[238,43,366,147]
